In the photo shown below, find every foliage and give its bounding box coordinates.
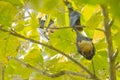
[0,0,120,80]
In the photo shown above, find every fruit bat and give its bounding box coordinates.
[70,10,95,60]
[73,27,95,60]
[64,0,95,60]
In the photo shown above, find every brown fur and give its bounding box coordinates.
[78,41,93,55]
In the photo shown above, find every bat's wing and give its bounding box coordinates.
[70,11,80,27]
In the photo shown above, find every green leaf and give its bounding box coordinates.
[81,5,99,22]
[86,11,102,29]
[0,35,19,64]
[1,0,23,6]
[71,0,85,10]
[14,20,29,31]
[56,13,66,27]
[24,48,43,66]
[0,30,9,40]
[73,0,108,5]
[95,39,107,52]
[45,47,58,56]
[113,32,120,50]
[29,0,65,16]
[6,59,32,79]
[113,31,120,61]
[53,62,81,72]
[92,50,108,79]
[30,13,39,29]
[109,0,120,19]
[0,1,18,26]
[48,28,76,54]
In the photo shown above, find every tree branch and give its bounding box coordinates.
[47,27,71,29]
[14,57,90,79]
[101,5,116,80]
[46,26,85,30]
[0,26,99,80]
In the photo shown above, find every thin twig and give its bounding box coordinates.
[0,27,99,79]
[108,19,114,28]
[95,28,105,32]
[47,26,85,30]
[112,49,119,61]
[14,58,90,79]
[47,27,71,29]
[116,62,120,70]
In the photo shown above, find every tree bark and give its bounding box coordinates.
[101,5,116,80]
